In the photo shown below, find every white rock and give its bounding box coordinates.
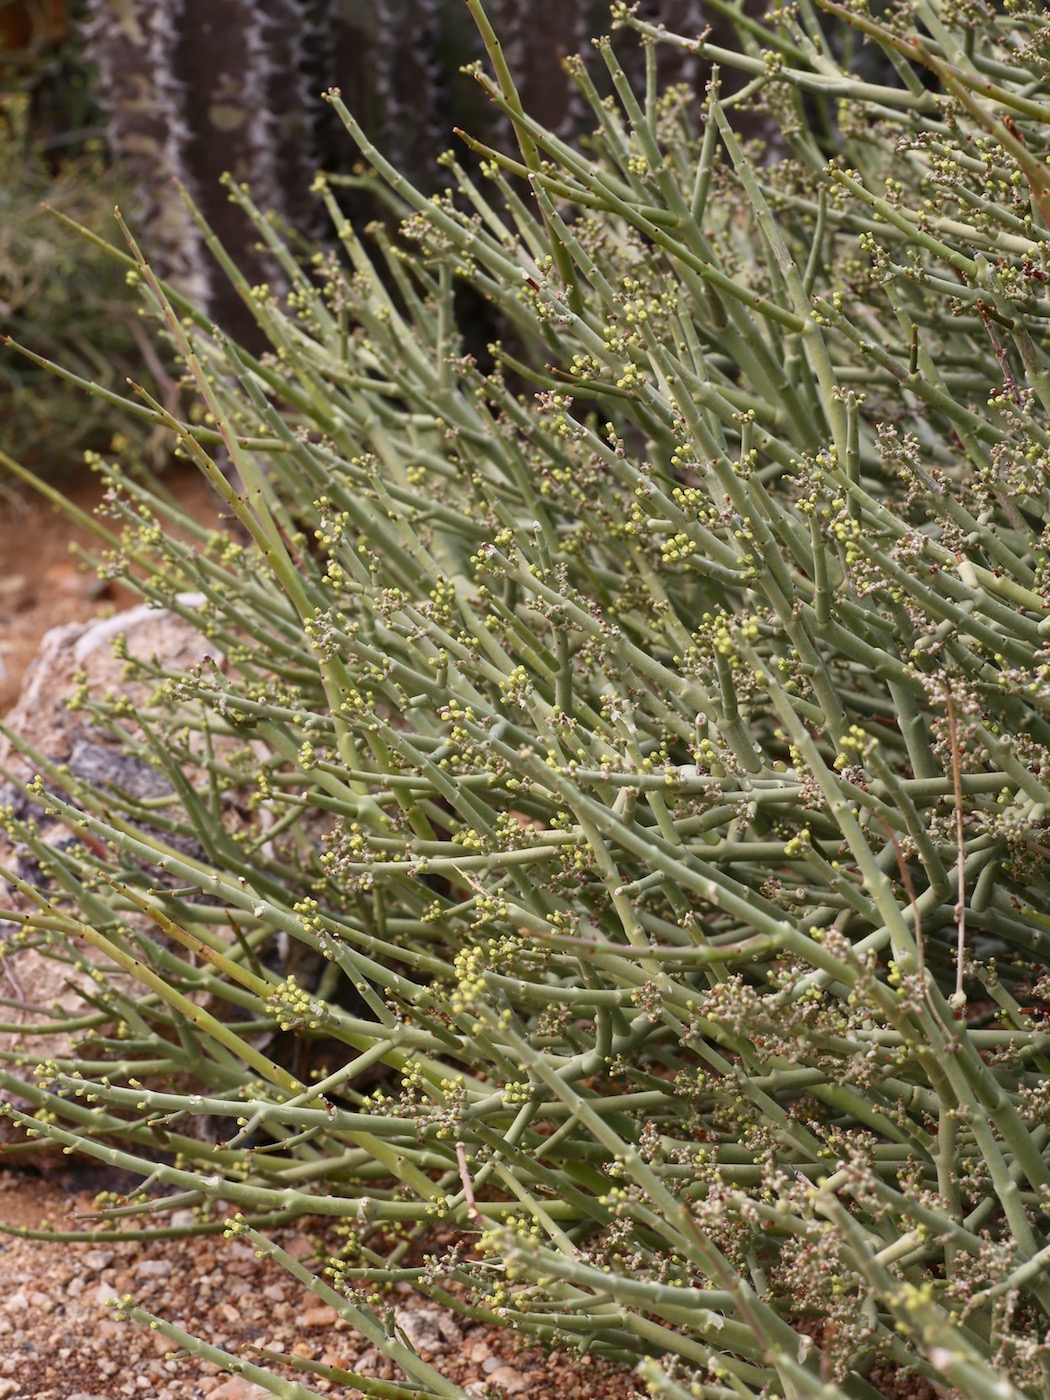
[92,1280,122,1307]
[394,1304,462,1354]
[81,1249,114,1273]
[134,1259,173,1278]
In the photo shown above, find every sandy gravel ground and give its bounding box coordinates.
[0,1168,642,1400]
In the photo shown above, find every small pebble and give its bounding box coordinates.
[395,1306,451,1354]
[209,1380,273,1400]
[283,1234,315,1259]
[487,1366,528,1394]
[300,1303,340,1328]
[135,1260,172,1279]
[81,1251,114,1273]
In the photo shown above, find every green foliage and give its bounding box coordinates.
[0,91,155,474]
[5,1,1050,1396]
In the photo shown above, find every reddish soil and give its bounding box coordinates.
[0,465,221,714]
[0,1170,643,1399]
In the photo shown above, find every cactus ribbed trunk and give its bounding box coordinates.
[81,0,209,305]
